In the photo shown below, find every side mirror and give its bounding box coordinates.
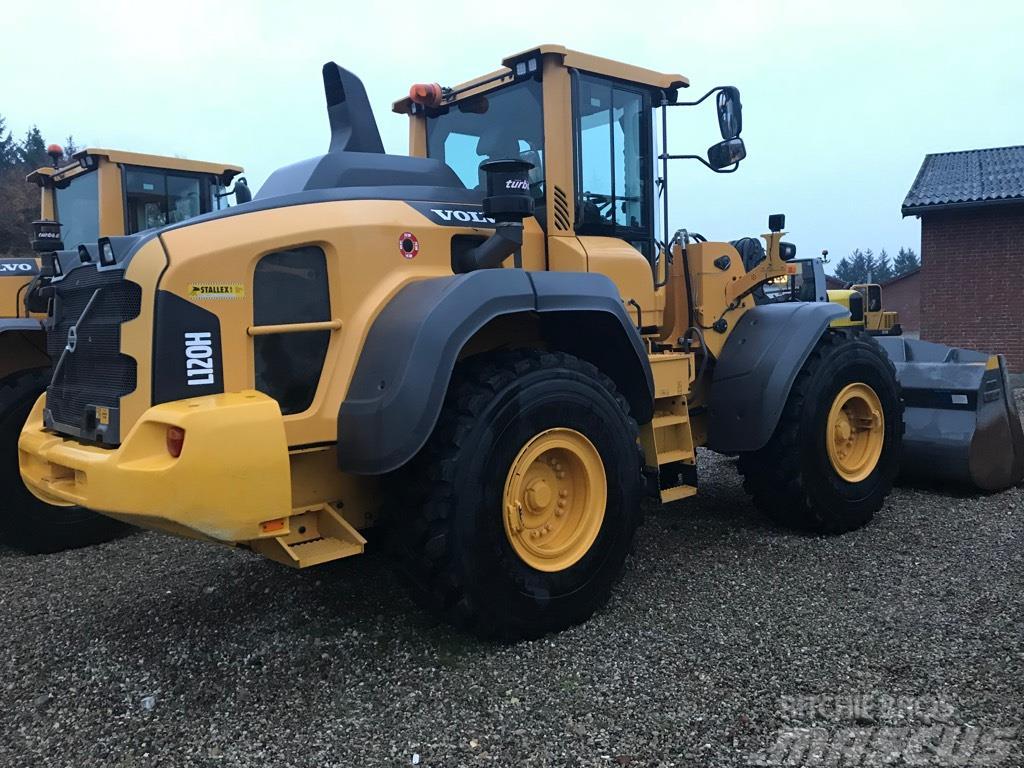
[233,178,252,204]
[716,86,742,139]
[707,138,746,170]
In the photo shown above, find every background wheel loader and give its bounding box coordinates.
[1,147,245,552]
[18,47,922,639]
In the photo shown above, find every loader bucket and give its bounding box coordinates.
[875,337,1024,492]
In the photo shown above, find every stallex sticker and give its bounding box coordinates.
[399,232,420,259]
[188,283,245,300]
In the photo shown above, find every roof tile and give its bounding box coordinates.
[902,145,1024,214]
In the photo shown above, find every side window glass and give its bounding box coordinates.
[441,132,483,189]
[575,75,651,239]
[125,169,169,232]
[253,247,331,415]
[578,79,614,226]
[125,168,209,233]
[868,286,881,312]
[167,175,201,223]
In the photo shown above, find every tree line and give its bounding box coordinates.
[831,247,920,286]
[0,114,78,256]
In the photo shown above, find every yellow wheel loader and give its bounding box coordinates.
[1,147,245,552]
[19,47,910,639]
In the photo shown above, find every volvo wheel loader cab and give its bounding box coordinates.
[19,47,904,639]
[0,149,244,553]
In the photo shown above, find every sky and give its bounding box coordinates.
[3,0,1021,271]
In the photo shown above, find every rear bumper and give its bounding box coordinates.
[18,391,292,542]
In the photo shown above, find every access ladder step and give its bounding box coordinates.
[661,485,697,503]
[249,503,366,568]
[652,413,689,429]
[657,449,695,464]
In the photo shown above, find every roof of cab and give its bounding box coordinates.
[27,148,243,185]
[392,44,689,114]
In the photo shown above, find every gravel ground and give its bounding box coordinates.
[1,395,1022,767]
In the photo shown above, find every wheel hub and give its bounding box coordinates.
[826,382,885,483]
[502,428,607,572]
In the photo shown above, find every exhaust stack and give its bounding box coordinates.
[323,62,385,154]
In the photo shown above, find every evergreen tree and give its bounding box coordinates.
[834,249,870,285]
[862,248,878,282]
[893,247,920,276]
[19,125,48,168]
[0,114,18,168]
[874,248,894,283]
[832,255,855,285]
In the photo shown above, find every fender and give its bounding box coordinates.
[707,302,846,453]
[337,269,654,475]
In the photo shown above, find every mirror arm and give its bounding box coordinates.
[667,86,731,108]
[659,153,741,174]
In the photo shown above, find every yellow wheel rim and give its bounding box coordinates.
[502,428,607,572]
[826,382,885,483]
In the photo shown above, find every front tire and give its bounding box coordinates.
[391,350,642,640]
[737,330,902,533]
[0,369,130,554]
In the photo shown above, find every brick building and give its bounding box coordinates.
[902,145,1024,371]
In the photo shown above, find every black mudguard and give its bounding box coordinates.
[337,270,653,475]
[876,337,1024,492]
[707,302,847,453]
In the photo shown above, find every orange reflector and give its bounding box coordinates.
[409,82,442,107]
[166,426,186,458]
[260,518,286,533]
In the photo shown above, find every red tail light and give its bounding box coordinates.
[166,426,186,458]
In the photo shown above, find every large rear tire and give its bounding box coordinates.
[0,369,130,554]
[737,330,902,533]
[391,350,643,641]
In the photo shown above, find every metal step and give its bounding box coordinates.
[661,485,697,503]
[652,413,689,428]
[657,448,694,464]
[249,503,366,568]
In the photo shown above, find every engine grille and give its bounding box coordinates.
[45,265,142,443]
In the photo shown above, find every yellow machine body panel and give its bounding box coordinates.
[18,46,797,562]
[826,289,865,329]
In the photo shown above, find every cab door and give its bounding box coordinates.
[571,73,660,329]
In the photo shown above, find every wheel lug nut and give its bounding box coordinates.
[556,471,565,479]
[559,490,568,498]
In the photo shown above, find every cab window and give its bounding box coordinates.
[54,170,100,249]
[124,167,211,233]
[425,78,545,207]
[574,74,653,251]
